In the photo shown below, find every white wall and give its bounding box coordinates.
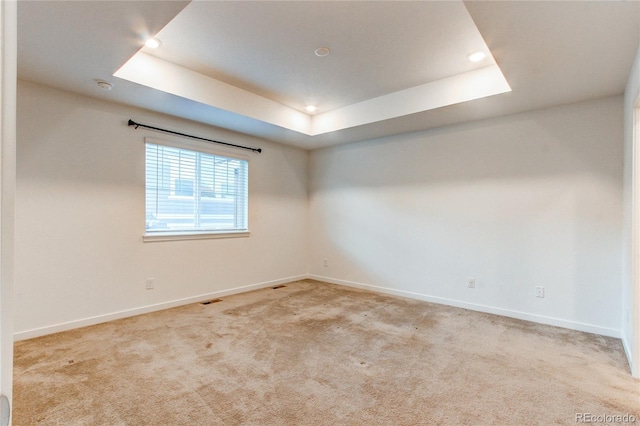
[14,80,628,347]
[309,96,624,337]
[622,45,640,376]
[0,0,17,411]
[15,80,309,338]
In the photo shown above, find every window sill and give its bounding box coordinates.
[143,230,250,242]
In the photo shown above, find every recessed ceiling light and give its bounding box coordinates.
[305,105,317,113]
[314,47,331,57]
[96,80,113,91]
[467,51,486,62]
[145,38,162,49]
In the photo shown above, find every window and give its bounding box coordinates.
[145,139,248,239]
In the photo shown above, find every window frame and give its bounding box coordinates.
[143,137,250,242]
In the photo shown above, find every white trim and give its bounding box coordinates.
[0,0,17,412]
[622,334,633,368]
[13,275,307,341]
[143,230,250,242]
[309,275,622,338]
[631,101,640,377]
[14,273,623,342]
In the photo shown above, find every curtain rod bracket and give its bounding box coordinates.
[127,119,262,154]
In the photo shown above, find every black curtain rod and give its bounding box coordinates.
[127,119,262,154]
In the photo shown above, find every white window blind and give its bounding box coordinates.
[145,142,248,235]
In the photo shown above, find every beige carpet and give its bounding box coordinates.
[13,280,640,425]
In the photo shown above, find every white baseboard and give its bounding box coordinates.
[16,273,622,342]
[14,275,307,341]
[621,334,634,376]
[309,274,622,339]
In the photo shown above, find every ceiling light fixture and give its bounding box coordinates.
[96,80,113,91]
[314,47,331,57]
[467,51,486,62]
[305,105,317,113]
[145,37,162,49]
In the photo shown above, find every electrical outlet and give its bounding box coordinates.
[323,259,329,267]
[535,286,544,298]
[146,278,155,290]
[467,277,476,288]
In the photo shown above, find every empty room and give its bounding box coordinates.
[1,0,640,424]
